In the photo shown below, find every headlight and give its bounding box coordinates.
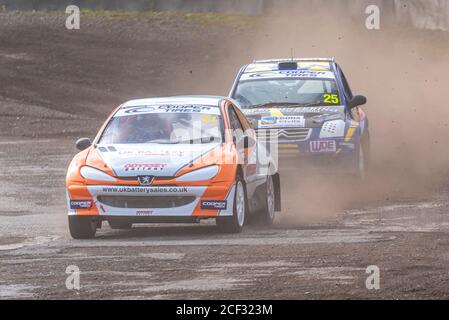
[177,165,219,182]
[80,166,116,182]
[319,120,346,139]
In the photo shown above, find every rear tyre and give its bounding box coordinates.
[258,175,276,225]
[216,175,246,234]
[68,216,97,239]
[108,221,133,230]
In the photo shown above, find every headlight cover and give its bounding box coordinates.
[80,166,116,182]
[319,120,346,139]
[177,165,219,182]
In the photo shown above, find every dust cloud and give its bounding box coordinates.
[209,5,449,223]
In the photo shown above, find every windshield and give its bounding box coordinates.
[234,79,340,108]
[99,111,223,144]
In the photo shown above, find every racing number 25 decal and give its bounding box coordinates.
[323,94,340,104]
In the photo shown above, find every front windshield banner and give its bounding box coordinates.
[239,70,335,81]
[100,107,223,145]
[114,104,221,117]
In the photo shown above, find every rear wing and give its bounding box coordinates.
[253,57,335,64]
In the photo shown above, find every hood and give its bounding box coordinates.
[91,143,220,177]
[242,106,345,129]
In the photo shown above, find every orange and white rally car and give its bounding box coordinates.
[66,96,281,239]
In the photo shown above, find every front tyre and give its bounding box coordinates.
[69,216,97,239]
[258,175,276,225]
[108,221,133,230]
[216,176,247,233]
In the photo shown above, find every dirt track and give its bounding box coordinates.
[1,11,449,299]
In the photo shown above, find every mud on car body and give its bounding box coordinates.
[66,96,281,239]
[229,58,370,178]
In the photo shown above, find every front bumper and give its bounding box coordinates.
[258,126,360,158]
[67,184,235,218]
[276,138,358,157]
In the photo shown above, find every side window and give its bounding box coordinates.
[228,105,245,142]
[338,67,360,121]
[234,107,251,131]
[338,67,353,101]
[234,107,257,142]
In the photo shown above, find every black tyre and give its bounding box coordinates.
[68,216,97,239]
[216,175,247,233]
[108,221,133,230]
[258,175,276,225]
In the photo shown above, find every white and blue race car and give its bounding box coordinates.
[229,58,370,178]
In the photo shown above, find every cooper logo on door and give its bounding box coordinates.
[310,140,337,153]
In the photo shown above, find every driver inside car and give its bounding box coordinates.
[115,114,174,143]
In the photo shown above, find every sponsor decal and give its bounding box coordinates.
[124,163,167,171]
[101,186,188,194]
[310,140,337,153]
[345,127,358,142]
[259,116,305,129]
[118,150,184,157]
[251,70,328,78]
[116,105,219,117]
[158,104,213,113]
[201,200,227,210]
[260,116,277,126]
[244,106,343,116]
[70,200,93,209]
[136,210,153,216]
[138,175,154,186]
[124,106,155,114]
[241,70,335,81]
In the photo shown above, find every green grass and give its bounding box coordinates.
[0,8,264,29]
[79,9,263,27]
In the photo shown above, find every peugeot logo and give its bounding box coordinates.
[138,176,154,185]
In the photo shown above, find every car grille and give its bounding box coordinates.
[117,176,174,182]
[255,128,311,142]
[97,196,196,208]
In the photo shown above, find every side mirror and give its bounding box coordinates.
[75,137,92,151]
[348,95,367,109]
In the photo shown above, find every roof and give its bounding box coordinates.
[240,59,336,81]
[115,96,225,117]
[121,95,225,109]
[252,57,335,64]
